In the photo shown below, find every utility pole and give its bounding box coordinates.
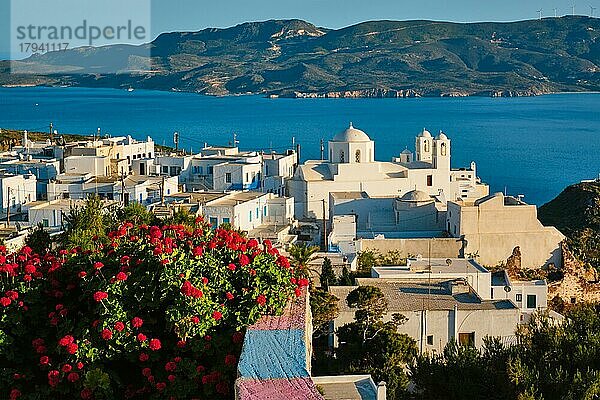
[120,172,126,206]
[6,187,13,227]
[49,122,53,142]
[322,199,327,251]
[173,132,179,154]
[160,175,165,205]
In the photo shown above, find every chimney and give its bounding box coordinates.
[377,381,387,400]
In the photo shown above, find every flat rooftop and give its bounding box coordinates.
[373,257,488,276]
[167,192,227,204]
[331,279,516,312]
[330,191,368,200]
[205,191,267,207]
[312,375,377,400]
[26,199,117,211]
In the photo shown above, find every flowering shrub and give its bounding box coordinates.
[0,218,305,399]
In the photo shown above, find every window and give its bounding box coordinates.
[255,208,259,219]
[355,149,361,163]
[263,206,267,216]
[198,166,203,174]
[441,143,447,156]
[249,211,252,222]
[42,219,49,228]
[162,166,169,174]
[225,173,232,183]
[424,140,430,152]
[427,335,434,345]
[515,294,522,302]
[222,218,230,225]
[209,217,218,227]
[526,294,537,309]
[208,166,213,174]
[339,150,345,163]
[458,332,475,347]
[245,173,249,182]
[427,175,433,186]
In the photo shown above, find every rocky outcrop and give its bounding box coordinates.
[549,243,600,305]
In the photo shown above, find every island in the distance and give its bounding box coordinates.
[2,16,599,97]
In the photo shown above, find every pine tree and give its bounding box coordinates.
[339,266,353,286]
[320,257,335,290]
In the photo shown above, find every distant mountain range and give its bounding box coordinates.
[2,17,600,97]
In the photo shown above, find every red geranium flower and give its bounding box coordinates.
[101,329,113,340]
[165,361,176,372]
[225,354,237,366]
[256,294,267,306]
[93,291,108,302]
[137,333,147,342]
[149,338,161,351]
[115,272,127,281]
[192,246,203,257]
[114,321,125,332]
[131,317,143,328]
[93,261,104,270]
[66,343,78,355]
[58,335,74,346]
[67,372,80,382]
[212,311,223,320]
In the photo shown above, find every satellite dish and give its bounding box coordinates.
[504,285,511,293]
[446,258,453,266]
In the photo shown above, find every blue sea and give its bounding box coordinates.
[0,87,598,205]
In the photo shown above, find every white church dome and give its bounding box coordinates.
[332,123,371,142]
[418,129,432,138]
[399,190,433,202]
[437,131,448,140]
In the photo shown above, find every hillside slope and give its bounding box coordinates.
[539,181,600,270]
[2,17,600,96]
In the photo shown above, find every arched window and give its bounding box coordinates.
[424,140,430,152]
[441,142,447,156]
[355,149,361,163]
[339,150,345,163]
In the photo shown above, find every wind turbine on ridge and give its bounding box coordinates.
[537,8,543,19]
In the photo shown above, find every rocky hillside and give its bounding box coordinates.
[2,16,600,96]
[539,181,600,271]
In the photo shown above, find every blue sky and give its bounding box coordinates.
[2,0,599,59]
[150,0,598,32]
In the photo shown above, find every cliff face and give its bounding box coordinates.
[2,16,600,96]
[539,181,600,271]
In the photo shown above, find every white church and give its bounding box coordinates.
[287,123,489,220]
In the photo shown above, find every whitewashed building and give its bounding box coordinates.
[288,124,488,220]
[0,172,37,217]
[447,193,565,268]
